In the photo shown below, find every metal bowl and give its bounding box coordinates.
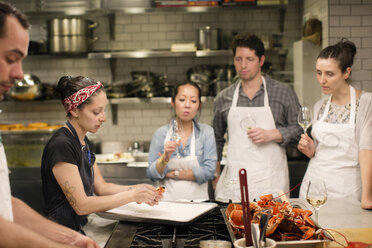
[8,74,42,101]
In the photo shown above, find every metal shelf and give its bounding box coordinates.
[109,96,214,104]
[88,50,232,59]
[87,49,286,59]
[105,5,287,14]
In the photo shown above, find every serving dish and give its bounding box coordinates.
[95,153,134,164]
[221,196,333,248]
[97,201,217,226]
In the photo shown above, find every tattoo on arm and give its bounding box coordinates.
[127,186,132,191]
[62,181,80,210]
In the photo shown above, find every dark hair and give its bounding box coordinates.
[172,81,202,105]
[0,1,30,38]
[231,33,265,58]
[56,76,105,115]
[317,38,357,73]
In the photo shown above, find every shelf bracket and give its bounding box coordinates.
[108,12,115,40]
[109,58,117,84]
[111,103,118,125]
[279,8,286,33]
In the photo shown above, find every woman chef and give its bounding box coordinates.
[41,76,162,233]
[298,39,372,209]
[147,82,217,201]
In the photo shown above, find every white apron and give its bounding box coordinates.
[163,123,209,201]
[0,138,13,221]
[299,86,361,200]
[215,77,289,202]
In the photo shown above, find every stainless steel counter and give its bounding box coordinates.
[90,198,372,247]
[290,198,372,229]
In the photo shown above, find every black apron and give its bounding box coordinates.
[46,121,94,234]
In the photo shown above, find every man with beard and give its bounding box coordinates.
[213,34,302,202]
[0,2,99,247]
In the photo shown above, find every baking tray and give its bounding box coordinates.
[98,201,217,226]
[221,208,332,248]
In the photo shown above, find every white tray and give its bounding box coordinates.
[98,201,217,226]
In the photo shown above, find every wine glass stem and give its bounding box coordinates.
[314,209,319,223]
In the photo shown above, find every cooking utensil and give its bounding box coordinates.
[197,26,220,50]
[7,74,42,101]
[239,168,253,247]
[47,18,98,36]
[47,18,98,54]
[259,214,269,248]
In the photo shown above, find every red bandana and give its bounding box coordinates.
[62,81,103,113]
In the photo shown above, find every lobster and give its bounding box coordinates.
[226,194,318,241]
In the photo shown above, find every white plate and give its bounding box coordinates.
[126,162,149,167]
[99,201,217,225]
[95,153,134,164]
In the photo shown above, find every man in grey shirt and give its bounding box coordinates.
[213,34,302,202]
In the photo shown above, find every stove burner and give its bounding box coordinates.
[108,207,231,248]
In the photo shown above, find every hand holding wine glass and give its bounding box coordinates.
[240,113,256,132]
[306,180,327,224]
[170,118,183,158]
[298,106,312,134]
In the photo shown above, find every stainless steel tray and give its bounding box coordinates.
[221,208,332,247]
[98,201,217,226]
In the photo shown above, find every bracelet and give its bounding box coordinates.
[158,154,169,167]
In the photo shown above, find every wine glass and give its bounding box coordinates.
[306,180,327,224]
[170,118,182,158]
[224,165,241,202]
[298,106,312,134]
[240,113,256,132]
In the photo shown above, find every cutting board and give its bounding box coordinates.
[316,228,372,248]
[97,201,217,226]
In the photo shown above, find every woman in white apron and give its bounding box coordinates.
[215,76,289,202]
[298,39,372,209]
[147,82,217,202]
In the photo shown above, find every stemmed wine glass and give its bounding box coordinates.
[240,113,256,132]
[170,118,183,158]
[298,106,312,134]
[224,165,240,202]
[306,180,327,224]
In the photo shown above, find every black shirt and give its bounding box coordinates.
[41,127,95,232]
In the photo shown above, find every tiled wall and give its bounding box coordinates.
[1,0,302,145]
[328,0,372,92]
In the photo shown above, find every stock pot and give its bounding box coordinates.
[47,18,98,54]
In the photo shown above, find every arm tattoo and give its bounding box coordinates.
[62,181,80,211]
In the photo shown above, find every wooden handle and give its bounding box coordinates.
[239,168,253,246]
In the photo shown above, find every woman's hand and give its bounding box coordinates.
[361,198,372,210]
[164,140,178,161]
[297,134,316,158]
[129,184,162,206]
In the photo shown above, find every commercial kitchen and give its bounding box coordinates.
[1,0,372,247]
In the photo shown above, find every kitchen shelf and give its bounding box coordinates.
[88,50,231,59]
[109,96,214,104]
[105,4,287,14]
[88,49,286,59]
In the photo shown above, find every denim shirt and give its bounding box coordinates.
[147,120,217,184]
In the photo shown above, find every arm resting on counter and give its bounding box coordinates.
[53,162,159,215]
[359,149,372,209]
[6,197,98,248]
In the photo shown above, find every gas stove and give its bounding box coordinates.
[104,206,231,248]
